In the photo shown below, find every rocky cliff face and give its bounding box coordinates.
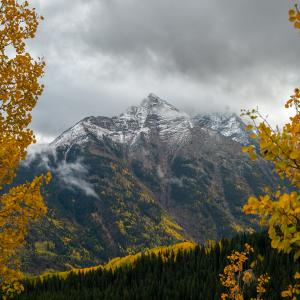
[18,94,278,274]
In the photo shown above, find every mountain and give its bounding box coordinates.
[17,94,278,274]
[51,93,250,150]
[51,93,193,150]
[193,112,251,145]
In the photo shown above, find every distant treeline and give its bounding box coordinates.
[14,232,299,300]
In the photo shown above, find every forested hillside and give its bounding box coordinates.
[14,232,299,300]
[18,95,281,274]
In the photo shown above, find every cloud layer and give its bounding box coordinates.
[29,0,299,141]
[26,145,99,198]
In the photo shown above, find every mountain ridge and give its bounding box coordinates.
[50,94,251,151]
[18,94,278,274]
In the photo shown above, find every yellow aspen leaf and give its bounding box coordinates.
[290,150,300,160]
[281,290,293,297]
[241,80,300,295]
[242,146,249,153]
[0,0,48,298]
[289,9,296,16]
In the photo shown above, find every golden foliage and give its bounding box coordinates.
[0,1,48,298]
[281,272,300,299]
[233,5,300,298]
[242,90,300,188]
[243,191,300,260]
[36,241,196,281]
[289,3,300,29]
[90,241,195,272]
[240,89,300,298]
[160,215,185,241]
[220,244,269,300]
[241,91,300,260]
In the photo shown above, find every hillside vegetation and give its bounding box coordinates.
[14,232,299,300]
[19,96,278,274]
[39,241,196,279]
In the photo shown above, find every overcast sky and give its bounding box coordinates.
[28,0,299,143]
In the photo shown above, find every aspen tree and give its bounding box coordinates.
[0,1,50,298]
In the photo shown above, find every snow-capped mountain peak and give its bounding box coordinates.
[141,93,180,112]
[51,94,250,150]
[51,94,193,149]
[121,93,188,126]
[193,112,250,145]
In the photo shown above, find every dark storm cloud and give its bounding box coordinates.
[29,0,298,142]
[83,1,292,77]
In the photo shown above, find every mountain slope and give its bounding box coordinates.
[16,232,300,300]
[17,94,279,274]
[38,241,196,279]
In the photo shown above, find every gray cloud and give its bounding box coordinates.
[25,145,99,198]
[56,160,99,199]
[28,0,299,141]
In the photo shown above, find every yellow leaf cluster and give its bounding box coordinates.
[281,272,300,299]
[256,274,270,295]
[243,192,300,260]
[0,173,51,298]
[233,6,300,299]
[242,91,300,257]
[0,1,48,298]
[0,0,45,189]
[241,89,300,298]
[36,241,196,281]
[220,244,269,300]
[242,90,300,187]
[289,5,300,29]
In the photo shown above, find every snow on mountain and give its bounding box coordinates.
[193,113,250,145]
[51,94,193,149]
[51,94,249,149]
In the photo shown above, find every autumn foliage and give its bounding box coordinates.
[239,89,300,299]
[0,0,49,298]
[241,91,300,257]
[220,5,300,298]
[289,4,300,29]
[220,244,270,300]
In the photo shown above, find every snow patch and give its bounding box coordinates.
[51,94,194,150]
[51,94,249,151]
[157,165,165,178]
[194,113,250,145]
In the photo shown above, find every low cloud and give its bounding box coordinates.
[28,0,297,141]
[56,160,99,199]
[25,146,99,199]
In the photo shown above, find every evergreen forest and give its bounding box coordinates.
[14,232,300,300]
